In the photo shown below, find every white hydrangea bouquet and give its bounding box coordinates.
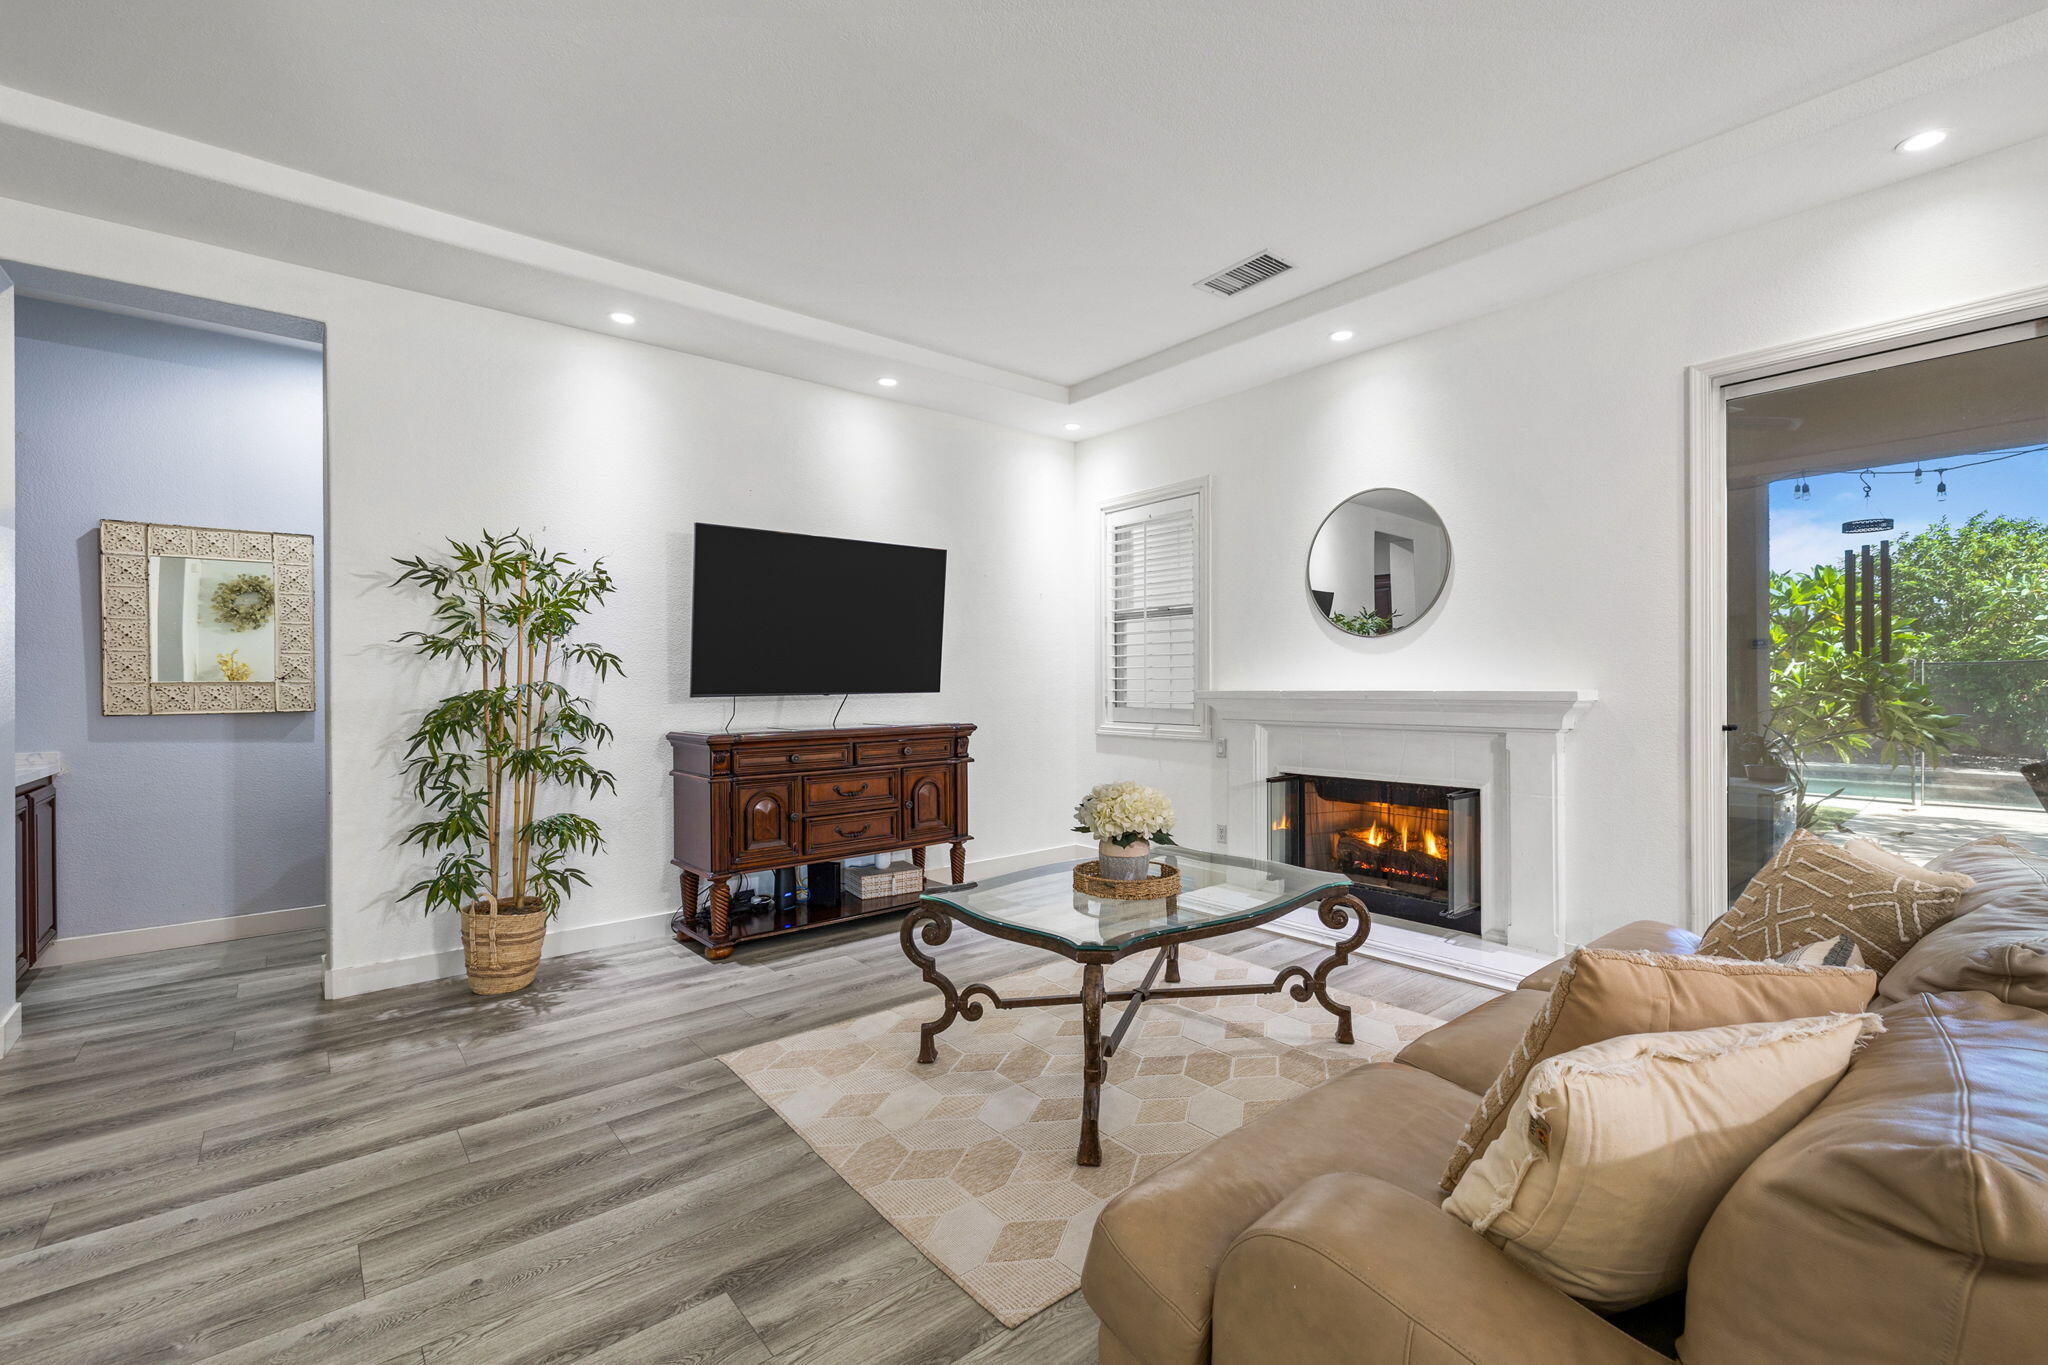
[1073,780,1177,880]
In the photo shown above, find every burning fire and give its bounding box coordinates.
[1342,816,1445,860]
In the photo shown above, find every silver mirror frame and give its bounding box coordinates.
[99,518,316,715]
[1304,489,1452,637]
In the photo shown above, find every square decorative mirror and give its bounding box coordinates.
[99,519,316,715]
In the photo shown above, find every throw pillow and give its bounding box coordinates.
[1776,934,1865,969]
[1698,830,1971,974]
[1879,836,2048,1008]
[1443,1011,1881,1310]
[1440,947,1875,1192]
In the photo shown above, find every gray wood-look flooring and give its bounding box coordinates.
[0,917,1493,1364]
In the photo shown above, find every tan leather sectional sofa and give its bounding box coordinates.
[1080,838,2048,1365]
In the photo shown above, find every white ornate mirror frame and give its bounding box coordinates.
[99,518,316,715]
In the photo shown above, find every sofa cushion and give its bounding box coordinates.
[1682,992,2048,1365]
[1082,1061,1475,1365]
[1395,989,1548,1095]
[1441,949,1875,1192]
[1879,836,2048,1008]
[1444,1012,1880,1310]
[1517,920,1704,994]
[1698,830,1970,973]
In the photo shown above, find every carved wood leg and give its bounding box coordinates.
[679,871,701,924]
[949,840,966,885]
[911,846,927,875]
[1078,962,1105,1166]
[1165,942,1180,983]
[707,876,733,961]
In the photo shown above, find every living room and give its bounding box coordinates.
[3,5,2047,1362]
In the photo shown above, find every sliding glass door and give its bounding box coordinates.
[1724,323,2048,895]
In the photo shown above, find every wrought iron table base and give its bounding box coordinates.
[899,889,1369,1166]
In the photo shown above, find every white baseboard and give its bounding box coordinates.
[322,843,1089,1000]
[38,904,327,967]
[0,1002,21,1058]
[1266,909,1546,993]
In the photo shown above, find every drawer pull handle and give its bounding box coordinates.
[901,745,912,755]
[835,824,871,839]
[832,784,867,798]
[788,753,802,763]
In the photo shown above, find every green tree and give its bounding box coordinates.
[1766,561,1962,765]
[1889,514,2048,758]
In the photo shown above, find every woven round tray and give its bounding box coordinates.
[1072,860,1181,900]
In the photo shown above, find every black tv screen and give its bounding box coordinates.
[690,524,947,696]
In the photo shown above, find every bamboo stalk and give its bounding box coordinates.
[479,581,500,904]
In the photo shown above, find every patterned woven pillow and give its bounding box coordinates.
[1700,831,1971,974]
[1776,934,1865,969]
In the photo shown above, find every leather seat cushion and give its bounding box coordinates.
[1682,991,2048,1365]
[1395,988,1548,1095]
[1083,1061,1476,1365]
[1519,921,1704,993]
[1879,837,2048,1007]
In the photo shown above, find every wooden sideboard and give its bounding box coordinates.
[16,777,57,980]
[668,723,974,958]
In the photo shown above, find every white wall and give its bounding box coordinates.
[1078,132,2048,948]
[0,198,1082,996]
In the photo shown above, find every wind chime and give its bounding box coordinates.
[1841,537,1893,728]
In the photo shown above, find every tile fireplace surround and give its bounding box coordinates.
[1201,690,1597,988]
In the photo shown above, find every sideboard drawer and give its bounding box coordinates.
[804,771,896,812]
[802,810,901,856]
[734,741,856,774]
[855,736,955,765]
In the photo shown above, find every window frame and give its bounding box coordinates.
[1097,477,1211,740]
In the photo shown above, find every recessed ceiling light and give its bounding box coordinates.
[1064,423,1082,432]
[877,376,899,387]
[1895,129,1947,154]
[1329,329,1355,342]
[608,311,637,325]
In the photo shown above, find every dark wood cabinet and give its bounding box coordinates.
[669,723,973,958]
[16,777,57,980]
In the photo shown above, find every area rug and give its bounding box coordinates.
[720,943,1443,1326]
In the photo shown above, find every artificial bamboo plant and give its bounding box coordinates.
[393,532,623,918]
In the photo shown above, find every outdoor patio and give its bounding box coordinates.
[1835,795,2048,862]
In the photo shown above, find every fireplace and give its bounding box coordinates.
[1271,773,1481,933]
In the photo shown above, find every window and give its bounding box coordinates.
[1101,480,1207,736]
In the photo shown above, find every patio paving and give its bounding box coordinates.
[1834,796,2048,862]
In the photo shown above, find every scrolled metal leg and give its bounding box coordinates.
[1078,963,1105,1166]
[1285,891,1370,1044]
[901,904,964,1064]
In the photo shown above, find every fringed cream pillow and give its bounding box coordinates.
[1700,831,1971,973]
[1444,1011,1882,1309]
[1440,947,1875,1191]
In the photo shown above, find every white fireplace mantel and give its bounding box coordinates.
[1198,688,1597,984]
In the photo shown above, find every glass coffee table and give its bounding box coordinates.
[901,850,1370,1165]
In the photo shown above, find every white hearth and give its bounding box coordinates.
[1200,690,1597,988]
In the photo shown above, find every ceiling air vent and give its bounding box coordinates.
[1195,253,1292,297]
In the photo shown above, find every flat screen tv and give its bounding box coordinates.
[689,524,946,696]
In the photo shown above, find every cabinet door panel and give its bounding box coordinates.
[31,787,56,950]
[902,766,956,842]
[15,794,30,978]
[732,781,800,867]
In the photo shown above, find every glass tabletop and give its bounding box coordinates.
[919,849,1351,953]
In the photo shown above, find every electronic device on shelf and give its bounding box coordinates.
[688,523,946,698]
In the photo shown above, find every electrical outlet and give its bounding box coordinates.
[1214,738,1228,758]
[1215,823,1228,845]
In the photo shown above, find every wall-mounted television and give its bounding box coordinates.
[689,524,947,696]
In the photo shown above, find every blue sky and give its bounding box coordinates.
[1768,445,2048,574]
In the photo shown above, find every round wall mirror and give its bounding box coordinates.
[1305,489,1451,636]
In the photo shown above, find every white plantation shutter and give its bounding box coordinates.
[1103,488,1203,731]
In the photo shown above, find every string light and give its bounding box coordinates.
[1936,471,1948,500]
[1778,443,2041,505]
[1913,466,1924,483]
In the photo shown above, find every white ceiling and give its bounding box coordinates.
[4,2,2048,434]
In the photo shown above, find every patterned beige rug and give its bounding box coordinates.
[721,943,1442,1326]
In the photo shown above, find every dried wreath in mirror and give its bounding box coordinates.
[211,572,276,631]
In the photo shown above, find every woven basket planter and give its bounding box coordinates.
[459,898,550,995]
